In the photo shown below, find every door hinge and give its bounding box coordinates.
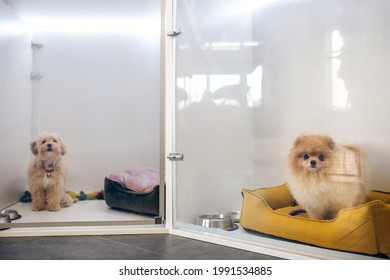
[167,152,184,161]
[154,216,165,224]
[30,73,42,81]
[31,42,44,50]
[167,29,182,37]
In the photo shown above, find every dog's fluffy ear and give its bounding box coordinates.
[323,135,335,149]
[30,141,38,155]
[292,135,304,148]
[52,133,67,156]
[60,139,67,155]
[292,134,335,150]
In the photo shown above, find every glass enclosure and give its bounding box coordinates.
[0,0,163,229]
[174,0,390,231]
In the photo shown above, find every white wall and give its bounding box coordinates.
[175,0,390,223]
[30,31,161,192]
[0,1,32,209]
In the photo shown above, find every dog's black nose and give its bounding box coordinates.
[47,143,52,148]
[310,160,317,167]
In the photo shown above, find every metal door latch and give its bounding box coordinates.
[31,42,44,49]
[167,29,182,37]
[167,153,184,161]
[30,73,42,81]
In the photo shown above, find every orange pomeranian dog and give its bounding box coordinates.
[286,134,369,220]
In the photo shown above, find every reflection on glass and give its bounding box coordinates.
[247,65,263,108]
[230,0,277,14]
[210,74,240,106]
[210,41,241,51]
[331,30,350,111]
[177,75,207,110]
[177,69,262,109]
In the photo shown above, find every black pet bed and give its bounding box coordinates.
[104,177,161,216]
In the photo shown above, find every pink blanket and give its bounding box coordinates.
[108,167,160,194]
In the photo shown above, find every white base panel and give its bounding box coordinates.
[0,225,168,237]
[169,223,381,260]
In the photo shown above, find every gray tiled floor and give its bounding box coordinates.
[0,234,282,260]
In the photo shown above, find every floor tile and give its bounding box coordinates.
[0,234,281,260]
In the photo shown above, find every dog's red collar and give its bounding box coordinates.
[43,168,54,177]
[41,162,55,176]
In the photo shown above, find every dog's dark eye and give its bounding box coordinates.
[53,139,57,143]
[42,140,46,144]
[318,154,325,161]
[303,154,309,160]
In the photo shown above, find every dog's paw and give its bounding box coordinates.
[61,194,73,208]
[32,204,46,211]
[46,206,61,211]
[32,207,45,211]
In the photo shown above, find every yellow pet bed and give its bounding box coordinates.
[240,183,390,256]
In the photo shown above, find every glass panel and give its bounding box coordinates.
[175,0,390,227]
[0,0,163,229]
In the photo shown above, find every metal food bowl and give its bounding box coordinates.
[196,213,238,231]
[0,213,11,230]
[1,209,21,220]
[226,210,241,223]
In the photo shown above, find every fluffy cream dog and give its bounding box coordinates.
[28,132,73,211]
[287,134,369,220]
